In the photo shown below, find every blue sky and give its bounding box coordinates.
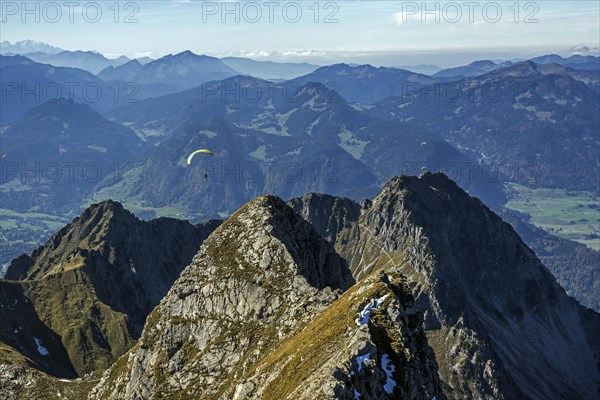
[1,0,599,66]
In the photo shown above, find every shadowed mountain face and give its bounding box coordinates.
[288,192,600,314]
[370,62,600,194]
[498,209,600,312]
[1,200,220,378]
[287,193,361,243]
[1,174,598,400]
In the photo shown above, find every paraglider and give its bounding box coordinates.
[186,149,214,165]
[187,149,214,180]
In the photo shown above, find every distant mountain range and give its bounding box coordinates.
[433,59,514,80]
[98,53,322,97]
[370,61,600,194]
[0,55,121,125]
[2,50,597,208]
[434,55,599,81]
[97,59,143,81]
[0,41,144,74]
[0,40,64,55]
[221,57,319,80]
[97,51,239,99]
[104,75,503,217]
[289,63,437,104]
[22,51,130,74]
[395,64,443,75]
[530,54,600,70]
[3,39,598,78]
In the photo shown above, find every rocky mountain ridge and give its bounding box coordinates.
[334,174,600,399]
[1,201,219,378]
[1,174,598,399]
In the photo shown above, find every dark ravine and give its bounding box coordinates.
[0,174,598,400]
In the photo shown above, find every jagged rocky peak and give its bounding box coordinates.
[287,193,361,243]
[0,200,220,379]
[88,194,447,399]
[210,194,354,291]
[89,195,355,399]
[3,177,599,399]
[4,200,136,281]
[353,172,559,315]
[337,172,600,399]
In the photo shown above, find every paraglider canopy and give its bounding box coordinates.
[187,149,214,165]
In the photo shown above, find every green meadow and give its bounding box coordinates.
[505,183,600,250]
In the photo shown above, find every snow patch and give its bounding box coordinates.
[381,353,396,394]
[355,295,388,325]
[34,338,49,356]
[355,352,371,372]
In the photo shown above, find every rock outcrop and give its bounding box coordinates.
[287,193,361,243]
[2,174,599,400]
[336,173,600,399]
[0,201,219,378]
[88,195,443,399]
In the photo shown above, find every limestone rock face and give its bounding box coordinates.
[336,173,600,400]
[88,196,443,399]
[2,174,599,400]
[287,193,361,242]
